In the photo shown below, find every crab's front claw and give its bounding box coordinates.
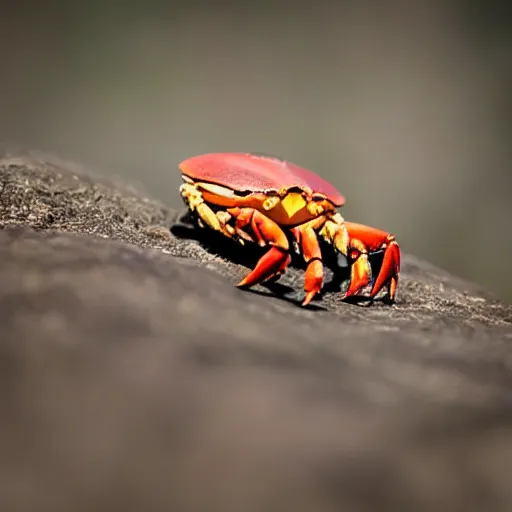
[343,222,401,302]
[229,207,292,289]
[370,239,400,301]
[344,248,371,299]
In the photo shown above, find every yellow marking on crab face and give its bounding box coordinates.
[280,192,307,218]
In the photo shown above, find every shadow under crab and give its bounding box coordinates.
[171,208,391,308]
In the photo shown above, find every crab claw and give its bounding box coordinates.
[228,207,292,290]
[370,238,400,301]
[343,222,401,302]
[344,247,371,299]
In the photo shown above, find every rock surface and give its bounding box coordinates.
[0,153,511,512]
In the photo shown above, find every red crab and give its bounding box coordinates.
[179,152,400,306]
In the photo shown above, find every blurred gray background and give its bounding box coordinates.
[1,0,510,301]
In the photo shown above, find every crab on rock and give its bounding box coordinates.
[179,152,400,306]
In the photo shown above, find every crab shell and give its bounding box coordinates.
[179,152,345,227]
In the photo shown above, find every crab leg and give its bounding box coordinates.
[228,207,291,289]
[180,182,236,238]
[292,216,328,306]
[343,221,400,301]
[319,216,400,301]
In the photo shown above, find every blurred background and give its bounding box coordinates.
[0,0,510,301]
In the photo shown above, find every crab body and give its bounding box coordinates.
[179,152,400,306]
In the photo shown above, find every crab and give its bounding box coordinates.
[178,152,400,306]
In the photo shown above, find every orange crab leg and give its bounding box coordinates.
[292,216,328,306]
[344,239,371,299]
[343,221,400,301]
[370,238,400,300]
[229,207,291,289]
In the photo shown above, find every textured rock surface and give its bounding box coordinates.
[1,153,511,512]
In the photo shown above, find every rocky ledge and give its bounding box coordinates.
[1,153,511,512]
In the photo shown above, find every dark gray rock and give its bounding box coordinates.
[0,153,511,512]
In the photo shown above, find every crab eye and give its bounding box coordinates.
[312,194,325,202]
[349,249,360,260]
